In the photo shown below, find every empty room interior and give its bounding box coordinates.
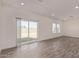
[1,0,79,58]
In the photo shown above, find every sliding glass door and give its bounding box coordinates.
[17,18,38,45]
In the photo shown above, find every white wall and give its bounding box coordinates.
[63,18,79,37]
[0,1,3,51]
[0,6,63,50]
[0,3,1,52]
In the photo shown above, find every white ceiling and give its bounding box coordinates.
[1,0,79,20]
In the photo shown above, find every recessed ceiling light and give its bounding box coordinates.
[74,0,79,9]
[75,6,79,8]
[38,0,43,2]
[51,14,55,16]
[21,2,24,6]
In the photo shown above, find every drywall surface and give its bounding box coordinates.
[63,18,79,37]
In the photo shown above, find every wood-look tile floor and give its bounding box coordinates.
[0,36,79,58]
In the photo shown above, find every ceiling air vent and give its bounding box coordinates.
[38,0,43,2]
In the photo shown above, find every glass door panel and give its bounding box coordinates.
[29,21,38,39]
[21,20,28,38]
[17,19,21,45]
[21,20,29,42]
[17,20,21,39]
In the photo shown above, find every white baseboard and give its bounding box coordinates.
[20,36,63,46]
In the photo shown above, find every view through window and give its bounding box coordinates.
[52,23,61,33]
[17,19,38,44]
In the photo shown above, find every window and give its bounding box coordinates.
[52,23,56,33]
[52,23,61,33]
[57,24,60,33]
